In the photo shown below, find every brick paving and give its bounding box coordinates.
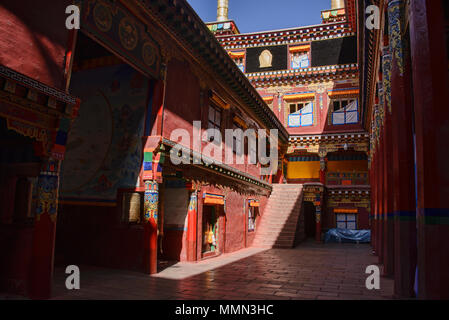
[50,241,394,300]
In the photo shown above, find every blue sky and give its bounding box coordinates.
[186,0,332,33]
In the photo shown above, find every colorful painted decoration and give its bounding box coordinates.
[291,53,309,69]
[388,0,405,76]
[81,0,161,79]
[144,180,159,222]
[60,64,148,200]
[203,193,225,205]
[36,159,60,222]
[382,49,392,114]
[188,192,198,213]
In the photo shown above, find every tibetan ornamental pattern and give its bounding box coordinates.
[36,160,60,222]
[81,0,161,79]
[188,191,198,214]
[382,48,392,114]
[144,180,158,222]
[388,0,404,76]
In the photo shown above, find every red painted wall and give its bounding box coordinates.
[0,0,72,89]
[257,83,364,136]
[0,225,34,295]
[323,207,370,231]
[163,58,268,181]
[56,204,145,272]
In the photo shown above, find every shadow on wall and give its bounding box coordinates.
[0,0,73,88]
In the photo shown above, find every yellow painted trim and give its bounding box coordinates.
[233,116,248,129]
[328,90,359,97]
[334,208,358,213]
[211,93,230,110]
[289,45,310,53]
[284,93,315,101]
[229,51,245,58]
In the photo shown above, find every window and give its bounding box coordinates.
[232,123,243,155]
[331,99,358,125]
[208,105,222,142]
[288,101,313,127]
[291,52,310,69]
[234,58,245,72]
[336,213,357,230]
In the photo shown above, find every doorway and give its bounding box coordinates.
[202,205,219,255]
[303,201,316,238]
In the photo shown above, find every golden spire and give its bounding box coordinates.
[217,0,229,22]
[331,0,345,9]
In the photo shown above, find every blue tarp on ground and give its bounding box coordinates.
[324,228,371,243]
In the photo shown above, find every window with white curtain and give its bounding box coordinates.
[331,99,359,125]
[288,101,314,127]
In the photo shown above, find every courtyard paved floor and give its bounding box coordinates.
[50,241,394,300]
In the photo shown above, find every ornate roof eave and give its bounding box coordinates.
[246,64,359,86]
[359,0,383,132]
[289,132,370,146]
[0,64,79,119]
[218,31,356,49]
[327,186,371,198]
[136,0,289,144]
[161,138,273,191]
[215,21,354,46]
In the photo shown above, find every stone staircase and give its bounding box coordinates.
[253,184,304,248]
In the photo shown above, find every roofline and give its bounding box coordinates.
[140,0,289,142]
[216,21,348,38]
[204,19,241,34]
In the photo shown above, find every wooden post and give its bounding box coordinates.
[28,159,60,299]
[143,180,158,274]
[409,0,449,299]
[387,0,418,298]
[186,190,198,262]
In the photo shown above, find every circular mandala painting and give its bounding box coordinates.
[119,17,138,51]
[93,3,112,32]
[142,42,156,67]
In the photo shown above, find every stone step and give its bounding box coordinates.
[253,183,304,248]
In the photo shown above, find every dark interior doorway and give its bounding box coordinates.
[303,201,316,238]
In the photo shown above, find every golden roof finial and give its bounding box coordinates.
[217,0,229,22]
[331,0,345,9]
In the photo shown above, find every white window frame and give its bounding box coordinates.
[287,101,314,127]
[331,98,359,125]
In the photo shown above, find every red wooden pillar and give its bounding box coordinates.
[389,6,417,298]
[377,134,384,264]
[383,96,395,276]
[143,180,159,274]
[0,175,17,224]
[319,155,327,184]
[315,207,322,243]
[371,148,377,254]
[28,159,60,300]
[315,189,323,243]
[186,190,198,262]
[409,0,449,299]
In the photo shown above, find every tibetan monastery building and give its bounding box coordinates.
[208,0,370,242]
[0,0,287,299]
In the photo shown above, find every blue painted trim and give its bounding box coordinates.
[288,102,314,127]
